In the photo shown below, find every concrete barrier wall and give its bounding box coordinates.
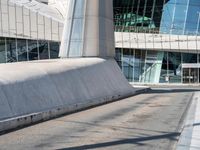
[0,58,135,132]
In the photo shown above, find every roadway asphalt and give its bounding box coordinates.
[0,87,199,150]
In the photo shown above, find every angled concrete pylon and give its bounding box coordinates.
[59,0,115,58]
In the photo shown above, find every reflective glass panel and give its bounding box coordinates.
[122,49,134,82]
[160,52,168,83]
[0,38,6,63]
[69,41,82,57]
[182,53,197,63]
[28,40,39,61]
[199,54,200,63]
[172,0,188,34]
[185,0,200,35]
[113,0,166,33]
[74,0,85,17]
[134,49,146,82]
[165,52,181,83]
[116,48,200,84]
[38,41,49,59]
[71,19,83,40]
[49,42,59,59]
[113,0,200,35]
[6,38,17,62]
[115,48,122,61]
[17,39,28,62]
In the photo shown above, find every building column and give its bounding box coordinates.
[59,0,115,58]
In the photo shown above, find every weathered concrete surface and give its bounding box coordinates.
[0,88,197,150]
[0,58,134,132]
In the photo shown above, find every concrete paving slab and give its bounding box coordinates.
[0,87,195,150]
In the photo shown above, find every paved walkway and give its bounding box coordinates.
[0,88,196,150]
[190,92,200,150]
[177,92,200,150]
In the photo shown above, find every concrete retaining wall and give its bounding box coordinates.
[0,58,135,132]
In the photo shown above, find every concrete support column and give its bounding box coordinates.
[59,0,115,58]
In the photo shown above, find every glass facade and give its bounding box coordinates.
[0,0,199,85]
[68,0,85,57]
[160,0,200,35]
[113,0,200,35]
[0,37,60,63]
[0,38,6,63]
[116,48,200,84]
[113,0,167,33]
[114,0,200,84]
[6,38,17,62]
[0,0,63,41]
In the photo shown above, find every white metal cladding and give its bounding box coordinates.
[48,0,70,18]
[59,0,115,58]
[0,0,64,41]
[115,32,200,53]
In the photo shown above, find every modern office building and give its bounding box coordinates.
[0,0,65,63]
[0,0,200,84]
[114,0,200,84]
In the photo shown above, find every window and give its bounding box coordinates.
[6,38,17,62]
[17,39,28,62]
[38,40,49,59]
[0,38,6,63]
[28,40,39,61]
[49,42,59,59]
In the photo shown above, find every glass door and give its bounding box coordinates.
[183,68,199,84]
[190,68,198,84]
[183,68,189,83]
[199,69,200,83]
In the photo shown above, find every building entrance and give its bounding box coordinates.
[183,68,199,84]
[182,64,200,84]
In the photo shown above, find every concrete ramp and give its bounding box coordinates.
[0,58,135,132]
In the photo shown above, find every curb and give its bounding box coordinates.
[176,92,199,150]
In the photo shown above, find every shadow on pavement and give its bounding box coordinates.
[61,120,171,134]
[147,89,200,94]
[57,132,180,150]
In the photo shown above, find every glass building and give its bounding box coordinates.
[0,0,200,85]
[114,0,200,84]
[0,0,64,63]
[0,37,60,63]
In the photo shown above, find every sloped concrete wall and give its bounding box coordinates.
[0,58,134,131]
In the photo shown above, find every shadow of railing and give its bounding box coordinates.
[57,132,180,150]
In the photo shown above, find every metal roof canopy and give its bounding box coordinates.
[182,63,200,68]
